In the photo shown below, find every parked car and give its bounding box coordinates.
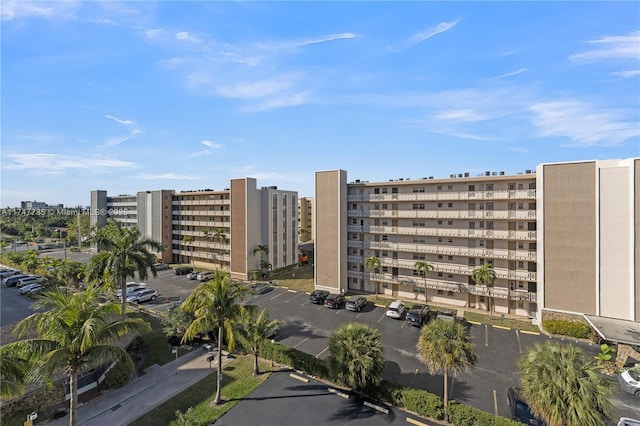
[153,262,169,271]
[4,274,29,287]
[251,283,272,295]
[116,282,146,298]
[619,367,640,397]
[187,271,199,280]
[19,283,44,295]
[266,324,280,339]
[346,295,367,312]
[197,272,214,281]
[406,304,429,327]
[309,290,330,304]
[436,310,456,322]
[174,266,193,275]
[324,294,345,309]
[618,418,640,426]
[26,285,44,296]
[16,276,43,288]
[0,270,21,279]
[507,387,546,425]
[386,301,406,319]
[126,288,159,304]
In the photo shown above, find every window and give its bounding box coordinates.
[448,203,453,208]
[352,204,357,209]
[413,237,426,243]
[382,235,388,241]
[413,253,426,260]
[391,187,398,193]
[448,239,453,244]
[486,184,494,191]
[382,188,388,194]
[437,238,443,243]
[518,222,524,230]
[518,202,524,210]
[438,255,443,260]
[479,221,485,229]
[437,202,443,208]
[469,222,475,229]
[447,220,453,226]
[448,185,453,190]
[413,187,425,193]
[438,272,443,277]
[382,266,388,273]
[413,203,425,210]
[437,220,443,225]
[413,220,426,227]
[374,188,380,194]
[518,242,524,250]
[468,185,475,191]
[509,281,516,290]
[448,256,453,261]
[437,185,442,191]
[448,274,453,278]
[352,219,358,225]
[382,203,388,209]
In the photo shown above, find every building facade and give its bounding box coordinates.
[315,159,639,322]
[91,179,298,279]
[298,197,314,243]
[537,158,639,322]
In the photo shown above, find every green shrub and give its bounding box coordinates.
[101,362,131,390]
[448,401,520,426]
[260,340,329,379]
[363,380,405,406]
[401,388,444,420]
[542,319,591,339]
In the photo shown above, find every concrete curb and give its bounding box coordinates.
[468,320,482,325]
[328,387,350,399]
[492,325,511,330]
[519,330,541,335]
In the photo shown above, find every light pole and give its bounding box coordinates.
[59,229,67,260]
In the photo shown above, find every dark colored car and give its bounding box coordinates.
[346,295,367,312]
[508,388,546,425]
[174,266,193,275]
[251,283,272,295]
[3,274,29,287]
[324,294,345,309]
[309,290,330,304]
[406,304,429,327]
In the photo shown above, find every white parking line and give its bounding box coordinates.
[315,346,329,358]
[377,311,387,323]
[270,291,287,300]
[485,324,489,347]
[515,330,523,354]
[283,293,302,303]
[293,337,309,348]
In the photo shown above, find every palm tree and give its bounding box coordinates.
[298,228,310,243]
[417,319,477,420]
[0,347,30,398]
[203,230,215,266]
[518,342,611,426]
[364,256,381,299]
[238,308,281,376]
[414,260,434,302]
[4,285,150,426]
[180,271,253,405]
[55,260,85,290]
[471,262,496,320]
[328,322,384,390]
[253,245,269,278]
[85,220,163,315]
[182,235,195,267]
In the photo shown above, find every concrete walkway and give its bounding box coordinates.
[43,348,231,426]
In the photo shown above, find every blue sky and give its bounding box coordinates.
[1,1,639,208]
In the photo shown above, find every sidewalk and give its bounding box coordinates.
[43,348,231,426]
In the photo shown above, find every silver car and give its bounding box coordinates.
[126,288,158,304]
[619,367,640,397]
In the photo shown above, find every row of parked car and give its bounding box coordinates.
[116,282,159,304]
[1,268,46,295]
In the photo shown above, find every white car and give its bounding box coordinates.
[19,283,43,295]
[116,282,146,298]
[16,276,43,288]
[619,367,640,397]
[197,272,214,281]
[126,288,158,304]
[386,301,406,319]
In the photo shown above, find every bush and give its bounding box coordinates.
[542,319,591,339]
[101,362,131,390]
[260,340,329,379]
[448,401,521,426]
[362,380,405,406]
[401,388,444,420]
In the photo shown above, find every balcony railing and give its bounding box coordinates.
[347,226,536,240]
[347,189,536,203]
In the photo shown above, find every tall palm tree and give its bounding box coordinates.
[328,322,384,390]
[238,308,281,376]
[85,220,163,315]
[180,271,253,405]
[182,235,194,267]
[518,342,611,426]
[253,245,269,278]
[203,230,215,266]
[0,347,30,398]
[4,285,150,426]
[55,260,85,290]
[365,256,381,299]
[414,260,434,302]
[471,262,496,320]
[417,319,477,420]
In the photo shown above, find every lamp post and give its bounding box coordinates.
[59,229,67,261]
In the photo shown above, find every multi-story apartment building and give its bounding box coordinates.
[298,197,314,243]
[20,200,64,209]
[90,178,298,280]
[314,158,639,323]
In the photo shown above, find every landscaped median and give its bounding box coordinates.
[463,311,540,333]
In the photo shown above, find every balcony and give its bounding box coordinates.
[172,199,230,206]
[348,209,536,220]
[347,189,536,203]
[347,225,536,240]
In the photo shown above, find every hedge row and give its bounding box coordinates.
[260,340,517,425]
[542,319,591,339]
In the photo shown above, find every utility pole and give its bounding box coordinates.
[77,208,82,249]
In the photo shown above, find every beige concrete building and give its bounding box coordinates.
[315,169,538,318]
[315,159,639,322]
[91,179,298,279]
[537,158,639,322]
[298,197,314,243]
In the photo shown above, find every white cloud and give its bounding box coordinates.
[408,19,460,46]
[176,31,201,43]
[135,173,197,180]
[570,30,640,63]
[188,149,211,158]
[202,140,221,149]
[432,109,493,122]
[105,114,135,126]
[611,69,640,78]
[256,33,358,50]
[145,28,165,40]
[529,100,639,147]
[241,92,311,112]
[495,68,528,79]
[3,154,135,171]
[1,2,60,21]
[217,78,293,99]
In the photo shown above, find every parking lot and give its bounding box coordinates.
[2,256,639,423]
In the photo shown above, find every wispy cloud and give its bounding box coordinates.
[218,78,293,99]
[256,33,358,50]
[529,100,639,147]
[16,133,61,143]
[495,68,528,79]
[145,28,165,40]
[202,140,221,149]
[176,31,202,43]
[241,92,311,112]
[103,114,142,146]
[0,2,72,21]
[432,109,493,122]
[408,19,460,46]
[570,30,640,63]
[611,69,640,78]
[135,172,197,180]
[188,140,222,157]
[3,153,135,171]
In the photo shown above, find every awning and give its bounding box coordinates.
[583,315,640,346]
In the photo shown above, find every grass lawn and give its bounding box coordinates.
[464,311,540,332]
[128,311,188,369]
[129,355,271,426]
[269,263,314,293]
